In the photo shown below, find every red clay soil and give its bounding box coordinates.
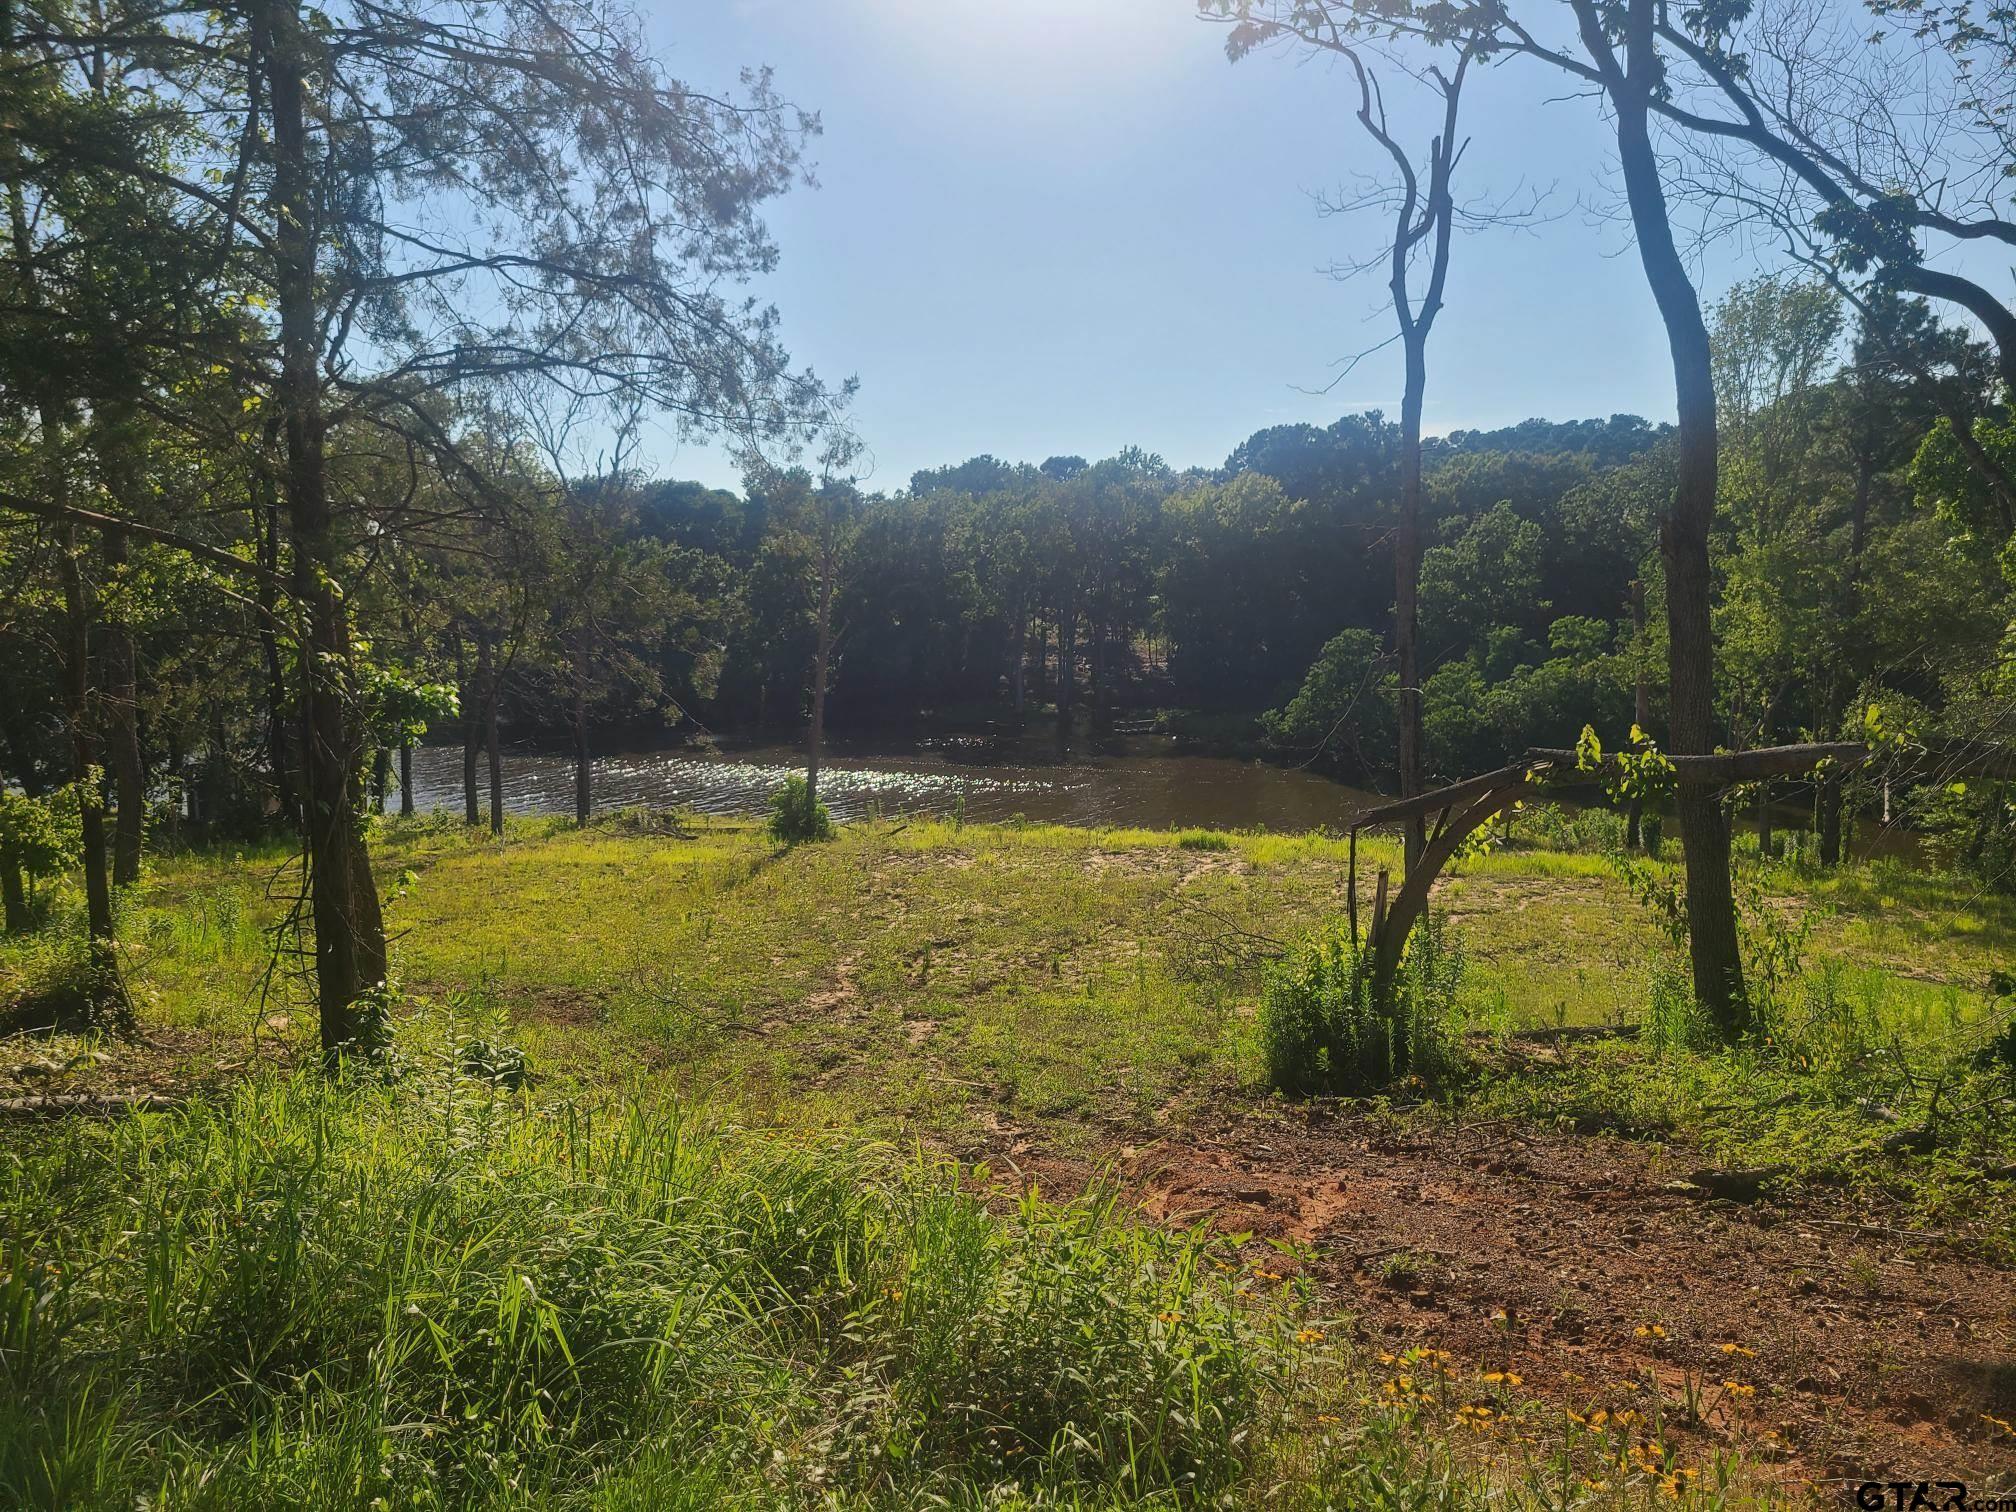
[1002,1101,2016,1498]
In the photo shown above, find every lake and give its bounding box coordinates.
[404,738,1382,833]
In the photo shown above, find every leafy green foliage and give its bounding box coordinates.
[0,790,81,889]
[1261,916,1466,1096]
[765,775,833,845]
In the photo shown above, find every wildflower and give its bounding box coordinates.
[1589,1408,1610,1428]
[1158,1310,1184,1325]
[1722,1380,1756,1398]
[1296,1327,1325,1344]
[1985,1413,2016,1436]
[1718,1342,1755,1357]
[1634,1323,1667,1339]
[1481,1370,1523,1386]
[883,1285,904,1301]
[1584,1480,1610,1494]
[1377,1350,1398,1365]
[1315,1413,1341,1425]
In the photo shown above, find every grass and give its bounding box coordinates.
[0,1023,1303,1508]
[5,810,2015,1504]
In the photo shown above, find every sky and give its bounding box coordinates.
[634,0,1941,493]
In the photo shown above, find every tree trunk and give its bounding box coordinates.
[4,13,113,950]
[1089,615,1108,732]
[101,530,146,886]
[1586,0,1747,1035]
[1817,450,1874,869]
[455,633,480,825]
[478,624,502,835]
[573,622,592,827]
[370,748,390,814]
[256,490,298,826]
[1011,597,1028,715]
[1396,336,1429,870]
[808,524,835,807]
[263,0,387,1065]
[1818,773,1843,865]
[398,742,414,818]
[1056,587,1077,744]
[56,528,114,943]
[1625,579,1649,849]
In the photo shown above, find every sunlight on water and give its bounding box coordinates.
[404,740,1375,832]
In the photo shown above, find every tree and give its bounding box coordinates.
[1559,0,1749,1034]
[1214,1,1514,866]
[4,0,844,1063]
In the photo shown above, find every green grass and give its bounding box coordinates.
[0,1033,1305,1508]
[4,812,2013,1505]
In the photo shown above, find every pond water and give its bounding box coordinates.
[404,738,1382,833]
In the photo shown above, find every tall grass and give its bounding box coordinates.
[1260,915,1467,1096]
[0,1046,1297,1508]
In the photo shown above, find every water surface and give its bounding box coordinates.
[405,739,1379,833]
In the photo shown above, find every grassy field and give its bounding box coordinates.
[106,812,2016,1158]
[4,811,2015,1506]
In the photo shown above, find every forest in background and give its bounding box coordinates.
[10,275,2006,865]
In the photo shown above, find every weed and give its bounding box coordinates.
[0,1061,1300,1508]
[1260,915,1466,1095]
[766,775,833,845]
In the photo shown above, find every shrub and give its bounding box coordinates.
[1503,801,1626,853]
[765,775,832,845]
[1260,915,1466,1095]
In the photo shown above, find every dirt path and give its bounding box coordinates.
[1001,1101,2016,1494]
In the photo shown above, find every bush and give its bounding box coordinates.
[0,1067,1297,1507]
[1260,915,1466,1096]
[765,775,832,845]
[1503,801,1627,853]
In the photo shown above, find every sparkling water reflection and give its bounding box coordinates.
[405,740,1380,833]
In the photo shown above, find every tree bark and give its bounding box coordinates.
[256,488,298,826]
[477,624,502,835]
[1010,596,1028,715]
[455,632,479,825]
[398,742,413,818]
[1583,0,1747,1035]
[1626,578,1649,849]
[1396,337,1428,870]
[1056,585,1077,745]
[263,0,388,1065]
[807,514,835,807]
[101,529,146,886]
[573,622,592,827]
[56,527,113,943]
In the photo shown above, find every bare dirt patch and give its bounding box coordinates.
[995,1101,2016,1492]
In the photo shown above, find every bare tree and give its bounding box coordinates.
[1210,2,1544,872]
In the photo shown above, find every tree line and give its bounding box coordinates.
[3,0,2013,1061]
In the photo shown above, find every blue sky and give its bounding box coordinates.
[640,1,1837,491]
